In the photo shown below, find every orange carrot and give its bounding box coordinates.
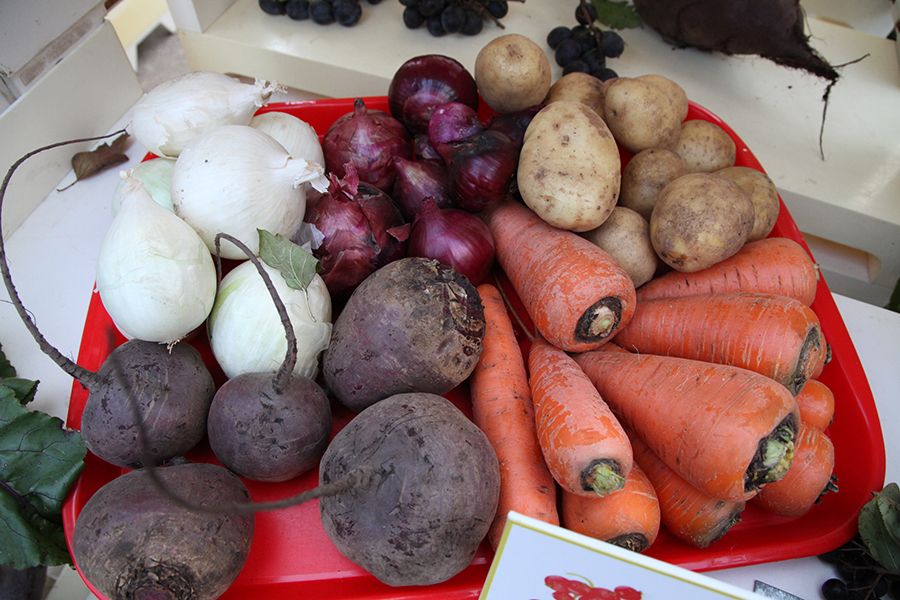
[637,237,818,306]
[529,337,633,497]
[754,424,837,517]
[483,199,636,352]
[614,292,826,394]
[470,283,559,549]
[795,379,835,431]
[628,430,746,548]
[561,464,660,553]
[574,350,799,501]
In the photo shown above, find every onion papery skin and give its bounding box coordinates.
[323,98,412,192]
[392,158,452,220]
[97,178,217,344]
[208,261,332,380]
[172,125,327,260]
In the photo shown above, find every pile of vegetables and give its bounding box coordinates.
[0,30,872,599]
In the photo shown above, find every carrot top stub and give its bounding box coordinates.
[484,200,636,352]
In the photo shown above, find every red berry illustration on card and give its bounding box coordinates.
[542,574,642,599]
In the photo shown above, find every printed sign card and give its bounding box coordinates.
[480,512,763,600]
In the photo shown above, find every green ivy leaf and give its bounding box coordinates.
[859,485,900,574]
[0,345,16,379]
[0,378,39,405]
[0,395,86,568]
[258,229,318,291]
[592,0,642,29]
[877,483,900,547]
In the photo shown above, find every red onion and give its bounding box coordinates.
[299,165,410,301]
[487,105,541,148]
[414,134,442,161]
[428,103,484,147]
[323,98,412,191]
[444,130,518,213]
[392,157,452,220]
[388,55,479,134]
[409,201,495,285]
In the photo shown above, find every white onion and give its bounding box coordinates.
[111,158,175,215]
[96,176,217,343]
[129,72,280,158]
[172,125,328,260]
[250,112,325,166]
[208,261,332,380]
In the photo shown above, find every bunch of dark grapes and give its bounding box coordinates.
[546,1,623,80]
[818,536,900,599]
[259,0,382,27]
[400,0,514,37]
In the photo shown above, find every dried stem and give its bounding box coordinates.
[107,339,386,516]
[213,232,296,395]
[0,132,129,390]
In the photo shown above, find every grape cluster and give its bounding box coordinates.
[818,536,900,599]
[546,2,622,80]
[400,0,510,37]
[259,0,382,27]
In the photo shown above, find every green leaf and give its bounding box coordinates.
[258,229,318,291]
[859,487,900,574]
[0,395,86,568]
[877,483,900,547]
[0,490,72,568]
[0,378,39,405]
[0,345,15,379]
[592,0,642,29]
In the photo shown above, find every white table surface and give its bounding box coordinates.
[2,122,899,600]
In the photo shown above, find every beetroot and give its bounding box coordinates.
[73,463,254,600]
[633,0,838,82]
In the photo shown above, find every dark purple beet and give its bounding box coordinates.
[73,463,254,600]
[633,0,838,81]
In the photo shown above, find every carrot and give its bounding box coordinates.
[574,350,799,501]
[470,283,559,549]
[483,199,636,352]
[795,379,835,431]
[614,292,826,394]
[754,423,837,517]
[529,337,633,497]
[561,464,660,553]
[637,237,818,306]
[628,430,746,548]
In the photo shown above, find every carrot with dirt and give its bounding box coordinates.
[614,292,826,394]
[754,423,837,517]
[470,283,559,549]
[637,237,818,306]
[483,199,636,352]
[574,350,799,501]
[628,430,746,548]
[561,463,660,553]
[795,379,835,431]
[529,337,633,497]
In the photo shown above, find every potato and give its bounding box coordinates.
[650,173,754,272]
[716,166,780,241]
[636,74,689,122]
[672,120,736,172]
[545,72,607,115]
[603,77,682,153]
[620,148,686,220]
[518,100,621,232]
[581,207,660,287]
[475,34,551,114]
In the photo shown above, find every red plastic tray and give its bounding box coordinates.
[62,97,885,598]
